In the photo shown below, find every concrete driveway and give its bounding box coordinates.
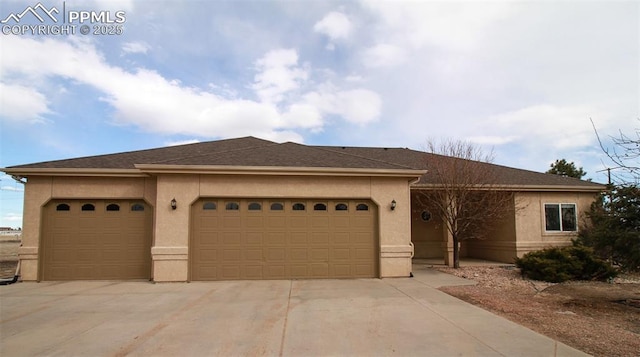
[0,267,587,357]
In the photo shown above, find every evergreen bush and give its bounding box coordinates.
[514,246,617,283]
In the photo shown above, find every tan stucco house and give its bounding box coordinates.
[3,137,604,282]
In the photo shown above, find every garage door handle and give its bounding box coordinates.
[409,242,414,258]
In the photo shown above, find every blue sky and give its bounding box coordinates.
[0,0,638,228]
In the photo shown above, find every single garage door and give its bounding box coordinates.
[41,200,152,280]
[191,199,378,280]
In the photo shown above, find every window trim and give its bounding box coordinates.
[544,203,577,233]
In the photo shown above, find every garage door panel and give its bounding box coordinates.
[222,216,241,229]
[199,216,220,230]
[310,233,329,245]
[191,198,377,280]
[222,249,241,261]
[222,232,241,245]
[311,216,329,229]
[42,200,152,281]
[267,232,287,245]
[353,232,373,244]
[289,248,308,261]
[288,216,307,229]
[333,216,350,228]
[244,266,263,279]
[266,248,286,261]
[267,216,286,228]
[246,216,263,228]
[331,233,350,245]
[199,249,218,261]
[290,265,308,278]
[246,232,263,245]
[289,232,308,245]
[310,248,329,261]
[332,248,350,261]
[310,264,329,277]
[266,265,286,278]
[332,265,351,277]
[245,249,262,261]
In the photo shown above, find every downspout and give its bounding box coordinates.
[408,176,422,278]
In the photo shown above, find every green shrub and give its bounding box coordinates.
[514,246,617,283]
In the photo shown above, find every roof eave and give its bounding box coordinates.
[410,183,605,192]
[135,164,427,178]
[1,168,149,178]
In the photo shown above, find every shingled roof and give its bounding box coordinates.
[4,136,604,190]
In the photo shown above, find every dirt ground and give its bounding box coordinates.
[0,238,20,278]
[434,265,640,357]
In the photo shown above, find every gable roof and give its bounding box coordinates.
[4,136,604,190]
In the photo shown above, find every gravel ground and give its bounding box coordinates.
[433,265,640,357]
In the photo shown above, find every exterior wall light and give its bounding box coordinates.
[390,199,397,211]
[171,198,177,210]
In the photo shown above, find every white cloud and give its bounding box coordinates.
[0,82,51,122]
[165,139,200,147]
[0,37,381,140]
[467,136,517,146]
[313,11,352,41]
[2,213,23,222]
[251,49,308,103]
[122,41,150,54]
[487,104,604,149]
[360,1,511,52]
[304,87,381,125]
[1,186,24,192]
[362,44,406,68]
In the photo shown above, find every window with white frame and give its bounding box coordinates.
[544,203,577,232]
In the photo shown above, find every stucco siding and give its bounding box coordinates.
[514,191,599,257]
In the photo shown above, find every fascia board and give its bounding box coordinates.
[135,164,427,179]
[410,184,605,193]
[1,168,149,178]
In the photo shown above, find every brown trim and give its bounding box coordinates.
[135,164,426,178]
[2,168,148,177]
[410,184,604,193]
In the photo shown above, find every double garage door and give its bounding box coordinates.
[191,198,378,280]
[41,200,152,280]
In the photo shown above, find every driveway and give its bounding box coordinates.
[0,266,587,356]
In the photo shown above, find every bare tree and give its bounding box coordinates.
[416,139,518,268]
[592,118,639,183]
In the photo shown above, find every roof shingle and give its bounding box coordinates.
[5,136,604,189]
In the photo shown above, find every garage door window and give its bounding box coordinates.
[81,203,95,211]
[131,203,145,211]
[106,204,120,211]
[356,203,369,211]
[314,203,327,211]
[292,203,306,211]
[335,203,348,211]
[248,202,262,211]
[203,202,217,210]
[226,202,240,210]
[56,203,70,211]
[270,202,284,211]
